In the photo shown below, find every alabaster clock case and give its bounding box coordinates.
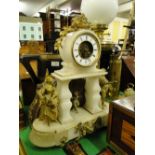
[59,29,101,70]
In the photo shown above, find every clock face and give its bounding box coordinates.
[72,34,100,67]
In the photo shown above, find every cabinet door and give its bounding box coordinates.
[121,120,135,150]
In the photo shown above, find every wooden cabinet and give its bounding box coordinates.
[107,96,135,155]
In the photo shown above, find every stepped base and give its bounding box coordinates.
[29,102,109,147]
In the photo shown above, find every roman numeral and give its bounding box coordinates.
[86,35,88,40]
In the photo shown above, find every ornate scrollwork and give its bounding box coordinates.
[54,14,91,51]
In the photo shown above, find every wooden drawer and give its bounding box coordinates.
[107,96,135,155]
[121,120,135,150]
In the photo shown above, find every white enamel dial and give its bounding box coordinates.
[72,34,100,67]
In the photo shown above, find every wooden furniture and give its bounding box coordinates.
[65,142,87,155]
[19,41,45,55]
[19,54,62,105]
[19,109,25,129]
[19,61,38,80]
[19,41,45,80]
[97,147,115,155]
[122,56,135,77]
[107,96,135,155]
[120,56,135,91]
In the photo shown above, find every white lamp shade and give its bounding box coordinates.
[81,0,118,25]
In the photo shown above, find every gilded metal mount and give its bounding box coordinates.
[54,14,91,51]
[54,14,108,51]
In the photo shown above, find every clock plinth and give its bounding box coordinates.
[29,103,109,147]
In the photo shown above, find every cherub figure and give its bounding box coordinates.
[72,91,81,113]
[28,75,59,126]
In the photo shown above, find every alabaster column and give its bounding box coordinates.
[85,77,102,113]
[57,80,73,123]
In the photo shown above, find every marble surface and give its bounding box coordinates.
[113,95,135,112]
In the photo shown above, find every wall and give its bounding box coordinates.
[104,17,129,44]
